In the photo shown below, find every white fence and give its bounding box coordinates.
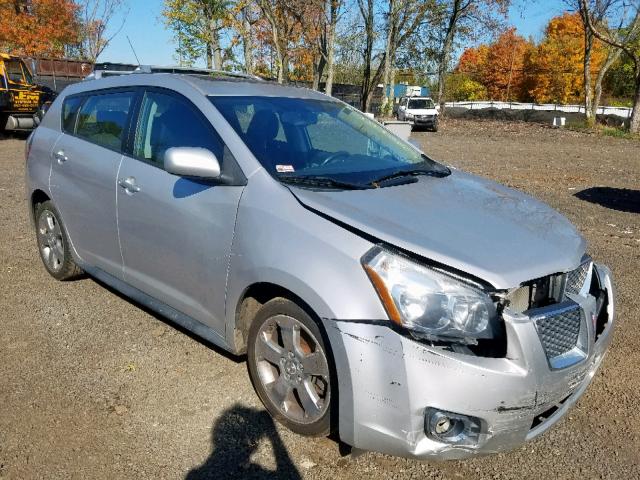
[444,101,632,119]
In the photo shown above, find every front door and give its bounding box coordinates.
[49,90,136,276]
[116,89,244,334]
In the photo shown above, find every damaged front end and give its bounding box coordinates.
[324,258,615,460]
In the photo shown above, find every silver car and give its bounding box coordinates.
[25,72,615,460]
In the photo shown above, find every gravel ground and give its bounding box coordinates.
[1,119,639,479]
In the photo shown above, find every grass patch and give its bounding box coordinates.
[598,125,640,140]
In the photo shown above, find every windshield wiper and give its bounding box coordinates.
[371,167,450,187]
[279,175,372,190]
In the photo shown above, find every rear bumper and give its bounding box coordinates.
[324,263,615,460]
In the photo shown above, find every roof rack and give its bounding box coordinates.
[85,63,261,81]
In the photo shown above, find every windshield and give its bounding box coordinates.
[408,98,434,109]
[5,59,31,85]
[209,96,448,186]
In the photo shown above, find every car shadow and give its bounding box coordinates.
[574,187,640,214]
[186,405,302,480]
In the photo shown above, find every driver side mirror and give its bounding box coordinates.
[164,147,221,179]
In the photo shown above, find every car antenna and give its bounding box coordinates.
[127,35,142,66]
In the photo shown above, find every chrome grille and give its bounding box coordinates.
[532,303,582,360]
[565,259,591,295]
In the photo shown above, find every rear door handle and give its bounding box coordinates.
[53,150,68,164]
[118,176,140,194]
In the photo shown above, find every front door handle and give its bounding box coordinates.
[53,150,68,164]
[118,176,140,194]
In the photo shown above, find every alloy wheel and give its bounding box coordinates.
[254,314,330,424]
[37,209,65,272]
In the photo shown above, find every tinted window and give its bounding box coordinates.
[408,99,434,109]
[76,92,134,151]
[5,60,27,84]
[61,96,82,133]
[133,91,226,167]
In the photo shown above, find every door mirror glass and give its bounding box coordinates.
[164,147,221,179]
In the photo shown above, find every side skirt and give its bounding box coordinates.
[82,263,231,352]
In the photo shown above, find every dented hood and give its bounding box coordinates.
[290,169,586,289]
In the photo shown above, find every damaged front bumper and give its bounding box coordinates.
[324,264,615,460]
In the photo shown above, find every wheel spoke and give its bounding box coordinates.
[50,250,60,268]
[279,317,303,356]
[297,379,322,416]
[256,332,284,365]
[46,213,55,231]
[267,375,292,408]
[301,351,329,377]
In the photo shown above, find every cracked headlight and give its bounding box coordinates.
[362,247,497,344]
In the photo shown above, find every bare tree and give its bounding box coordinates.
[430,0,510,109]
[77,0,129,62]
[357,0,377,111]
[357,0,433,112]
[324,0,342,95]
[380,0,434,115]
[573,0,624,125]
[579,0,640,132]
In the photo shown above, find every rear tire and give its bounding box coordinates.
[34,200,82,280]
[247,298,333,437]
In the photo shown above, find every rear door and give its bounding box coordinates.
[116,88,244,334]
[49,89,137,276]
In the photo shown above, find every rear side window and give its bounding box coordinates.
[61,96,82,133]
[76,92,134,151]
[133,90,227,167]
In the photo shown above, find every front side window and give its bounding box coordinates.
[133,90,226,167]
[75,92,134,151]
[210,96,448,187]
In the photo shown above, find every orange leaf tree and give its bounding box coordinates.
[526,12,606,104]
[0,0,80,57]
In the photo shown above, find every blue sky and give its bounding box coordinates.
[100,0,570,67]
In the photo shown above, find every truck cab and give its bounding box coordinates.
[0,54,54,131]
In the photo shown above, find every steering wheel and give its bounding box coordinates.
[320,151,349,166]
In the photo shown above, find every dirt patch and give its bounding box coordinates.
[1,118,639,479]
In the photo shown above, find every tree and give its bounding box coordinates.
[357,0,377,111]
[162,0,229,69]
[379,0,434,114]
[455,30,532,101]
[0,0,79,57]
[256,0,301,83]
[526,12,606,104]
[75,0,128,62]
[579,0,640,132]
[430,0,511,108]
[445,72,487,100]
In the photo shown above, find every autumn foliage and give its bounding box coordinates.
[454,12,608,104]
[0,0,80,57]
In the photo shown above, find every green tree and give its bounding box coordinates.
[162,0,229,69]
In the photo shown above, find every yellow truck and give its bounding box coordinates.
[0,53,56,131]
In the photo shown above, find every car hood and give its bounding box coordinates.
[290,169,585,289]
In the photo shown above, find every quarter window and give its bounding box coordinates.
[133,91,226,167]
[76,92,134,151]
[61,96,82,133]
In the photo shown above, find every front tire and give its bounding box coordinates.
[34,200,82,280]
[247,298,333,437]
